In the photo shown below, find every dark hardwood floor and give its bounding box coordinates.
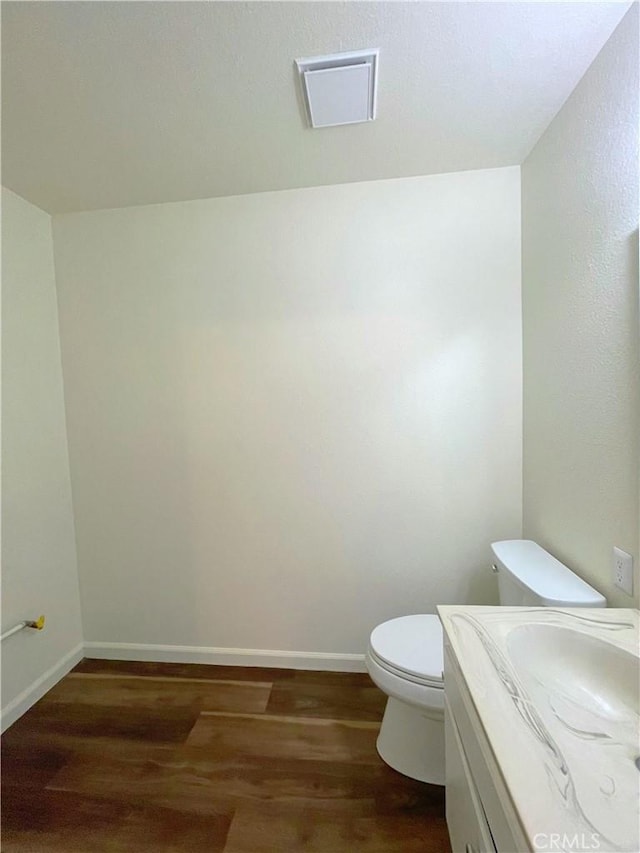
[1,659,451,852]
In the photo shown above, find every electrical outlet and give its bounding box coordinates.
[612,547,634,596]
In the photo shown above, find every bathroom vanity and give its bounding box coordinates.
[438,606,639,853]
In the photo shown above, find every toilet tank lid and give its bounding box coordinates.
[491,540,606,606]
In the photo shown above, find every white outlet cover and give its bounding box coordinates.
[613,546,634,597]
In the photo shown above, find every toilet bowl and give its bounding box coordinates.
[366,614,445,785]
[366,540,607,785]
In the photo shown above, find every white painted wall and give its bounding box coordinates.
[52,167,522,661]
[1,188,84,727]
[522,5,639,607]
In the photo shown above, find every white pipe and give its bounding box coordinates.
[0,615,45,642]
[0,622,29,642]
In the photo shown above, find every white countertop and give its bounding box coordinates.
[438,606,639,853]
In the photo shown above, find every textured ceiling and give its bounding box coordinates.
[1,1,631,214]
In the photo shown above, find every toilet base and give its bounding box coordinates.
[376,697,445,785]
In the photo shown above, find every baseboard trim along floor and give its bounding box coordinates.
[83,642,367,672]
[1,642,84,733]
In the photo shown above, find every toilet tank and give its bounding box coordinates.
[491,540,606,607]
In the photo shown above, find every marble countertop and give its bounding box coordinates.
[438,606,639,853]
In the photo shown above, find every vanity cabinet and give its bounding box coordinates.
[445,695,496,853]
[441,605,640,853]
[443,638,528,853]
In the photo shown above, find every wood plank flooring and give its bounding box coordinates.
[1,659,451,852]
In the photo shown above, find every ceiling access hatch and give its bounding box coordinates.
[295,49,379,129]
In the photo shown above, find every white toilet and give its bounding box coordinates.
[365,539,607,785]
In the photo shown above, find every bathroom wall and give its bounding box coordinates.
[52,166,522,665]
[522,5,639,607]
[1,188,84,728]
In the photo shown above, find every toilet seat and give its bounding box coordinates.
[368,648,443,688]
[368,614,444,688]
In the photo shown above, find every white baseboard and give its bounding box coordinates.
[1,642,84,733]
[83,642,367,672]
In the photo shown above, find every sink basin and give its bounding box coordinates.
[507,623,638,721]
[507,623,639,850]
